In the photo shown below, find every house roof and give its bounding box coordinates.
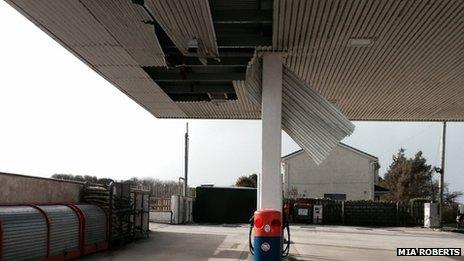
[374,185,390,192]
[282,142,378,162]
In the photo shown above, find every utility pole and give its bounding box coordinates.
[183,122,189,197]
[438,121,447,228]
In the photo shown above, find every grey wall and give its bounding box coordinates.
[283,145,378,200]
[0,172,82,204]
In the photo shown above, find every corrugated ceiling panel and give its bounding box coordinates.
[244,56,264,106]
[7,0,185,118]
[145,0,219,60]
[176,81,260,119]
[246,57,355,164]
[96,66,150,79]
[9,0,464,121]
[73,46,138,66]
[273,0,464,121]
[81,0,166,66]
[126,48,164,67]
[11,0,117,47]
[99,65,186,117]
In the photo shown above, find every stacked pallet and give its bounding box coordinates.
[81,182,150,248]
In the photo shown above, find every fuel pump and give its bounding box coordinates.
[249,209,291,260]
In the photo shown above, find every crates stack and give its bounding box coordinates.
[81,185,110,208]
[0,204,108,261]
[81,181,150,248]
[109,182,133,244]
[132,188,150,238]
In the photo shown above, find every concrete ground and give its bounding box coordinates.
[84,223,464,261]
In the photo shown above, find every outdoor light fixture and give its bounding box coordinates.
[348,38,374,47]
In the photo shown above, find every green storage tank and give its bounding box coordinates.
[193,186,257,223]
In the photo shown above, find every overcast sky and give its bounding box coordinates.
[0,2,462,199]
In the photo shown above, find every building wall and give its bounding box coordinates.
[0,172,82,204]
[374,193,388,202]
[283,145,377,201]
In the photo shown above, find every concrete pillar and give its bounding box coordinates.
[258,53,283,211]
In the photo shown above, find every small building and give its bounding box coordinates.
[373,185,389,201]
[282,143,386,201]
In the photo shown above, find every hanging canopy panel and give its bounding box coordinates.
[81,0,166,67]
[246,56,355,164]
[145,0,220,61]
[281,68,355,164]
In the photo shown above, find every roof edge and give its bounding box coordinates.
[282,142,378,161]
[0,171,84,185]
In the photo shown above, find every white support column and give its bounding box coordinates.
[258,53,283,211]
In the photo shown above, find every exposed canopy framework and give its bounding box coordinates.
[144,0,220,62]
[6,0,464,121]
[5,0,464,120]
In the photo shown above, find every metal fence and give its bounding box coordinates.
[149,197,172,224]
[289,198,426,227]
[150,197,171,212]
[150,184,195,199]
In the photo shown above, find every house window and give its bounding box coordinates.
[324,193,346,201]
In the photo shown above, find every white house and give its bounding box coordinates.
[282,143,386,201]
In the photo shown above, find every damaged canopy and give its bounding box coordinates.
[145,0,219,62]
[246,56,355,164]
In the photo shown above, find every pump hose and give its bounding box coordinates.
[248,216,255,255]
[282,221,291,257]
[248,216,291,257]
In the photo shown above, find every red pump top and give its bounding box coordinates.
[253,209,282,237]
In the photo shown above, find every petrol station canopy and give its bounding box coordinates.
[6,0,464,122]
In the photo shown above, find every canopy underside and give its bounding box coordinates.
[5,0,464,121]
